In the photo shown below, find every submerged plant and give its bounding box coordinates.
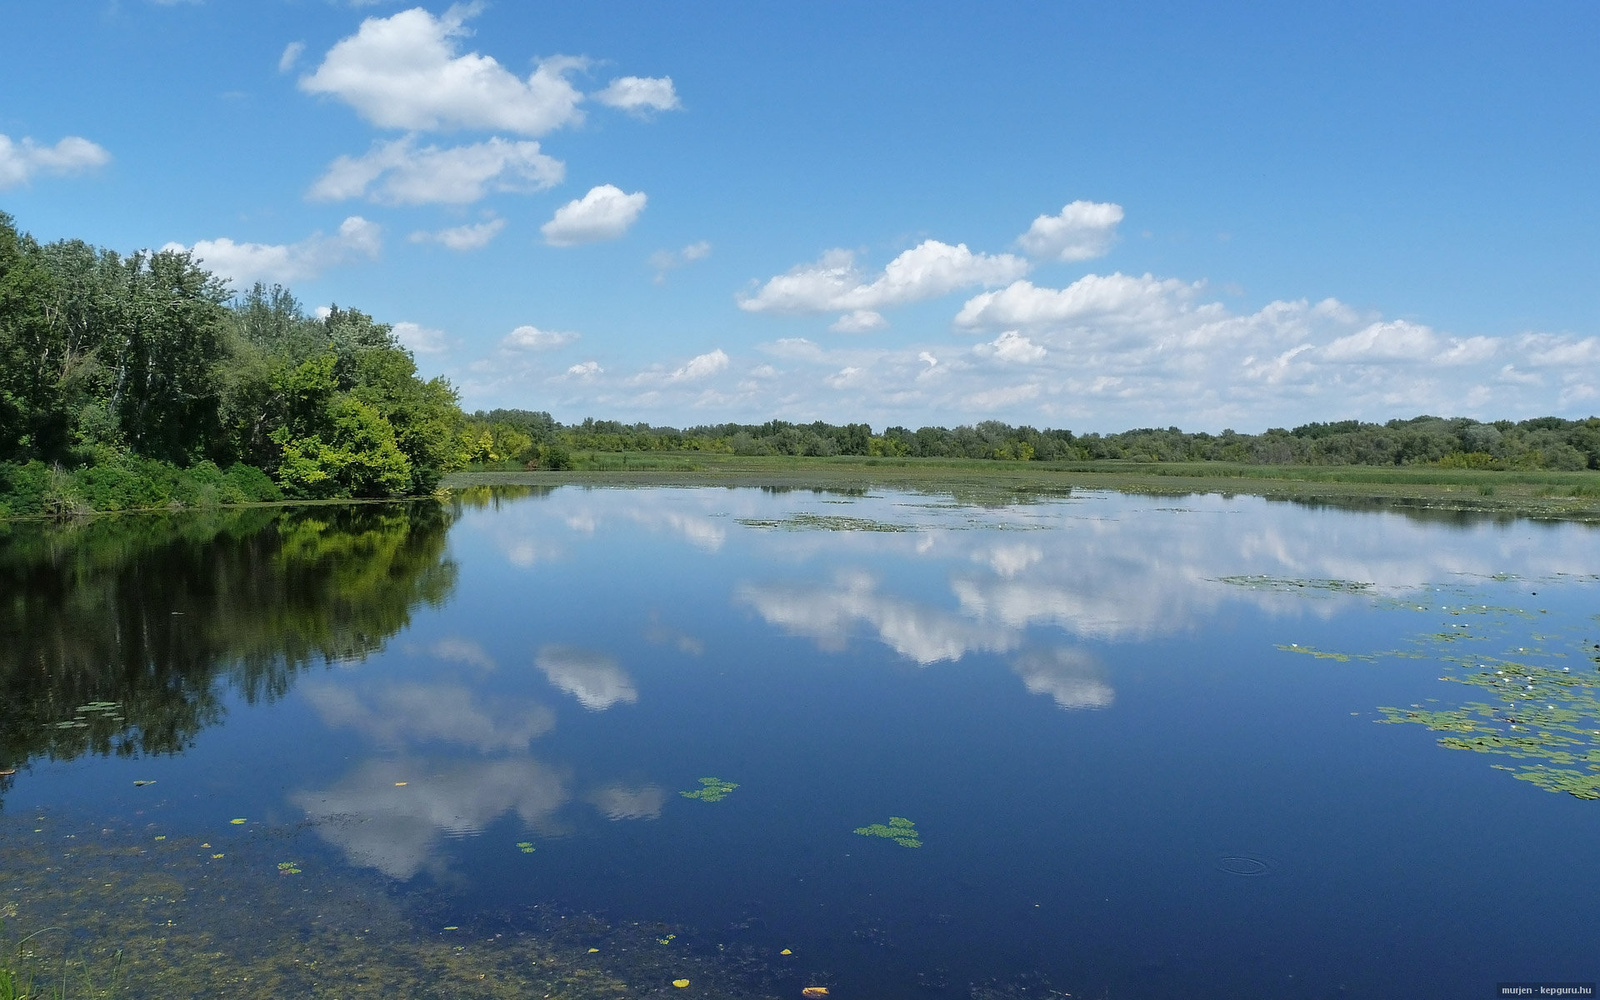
[679,778,738,802]
[0,924,123,1000]
[853,816,921,848]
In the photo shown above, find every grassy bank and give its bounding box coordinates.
[445,453,1600,522]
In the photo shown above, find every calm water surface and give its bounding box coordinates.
[2,485,1598,998]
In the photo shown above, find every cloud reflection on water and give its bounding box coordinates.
[586,783,667,821]
[736,570,1018,665]
[294,757,569,879]
[1012,647,1114,710]
[536,645,639,710]
[305,682,555,752]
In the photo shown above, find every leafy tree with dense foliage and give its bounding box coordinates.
[0,212,466,515]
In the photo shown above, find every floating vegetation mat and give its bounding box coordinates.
[680,777,739,802]
[853,816,921,848]
[0,813,790,1000]
[736,513,914,533]
[1216,575,1374,595]
[1268,577,1600,800]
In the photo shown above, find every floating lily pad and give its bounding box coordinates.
[679,777,738,802]
[854,815,921,847]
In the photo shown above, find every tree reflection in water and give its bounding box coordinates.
[0,501,457,800]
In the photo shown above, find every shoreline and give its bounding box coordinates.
[443,455,1600,523]
[2,457,1597,525]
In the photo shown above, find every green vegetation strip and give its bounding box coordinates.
[445,457,1600,523]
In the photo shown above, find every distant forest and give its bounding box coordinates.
[1,211,1596,518]
[473,411,1600,472]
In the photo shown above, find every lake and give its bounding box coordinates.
[2,483,1597,999]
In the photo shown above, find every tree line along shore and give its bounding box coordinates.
[2,211,1597,519]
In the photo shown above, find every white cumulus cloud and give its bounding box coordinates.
[310,135,563,205]
[0,134,111,189]
[593,76,681,114]
[391,321,451,355]
[975,331,1047,364]
[278,41,305,73]
[299,5,586,134]
[1017,200,1124,261]
[541,184,647,245]
[738,240,1029,329]
[165,216,381,288]
[502,325,578,351]
[831,309,888,333]
[671,349,729,381]
[408,217,506,251]
[649,240,711,281]
[955,273,1200,330]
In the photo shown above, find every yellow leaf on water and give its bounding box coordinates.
[395,782,407,786]
[229,818,246,825]
[587,948,600,954]
[802,988,830,997]
[673,980,690,988]
[781,949,792,955]
[211,854,224,859]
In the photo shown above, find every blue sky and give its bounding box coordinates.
[3,1,1597,431]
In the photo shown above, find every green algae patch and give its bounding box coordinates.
[854,816,921,848]
[679,777,739,802]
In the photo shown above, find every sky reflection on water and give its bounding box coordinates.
[3,485,1599,999]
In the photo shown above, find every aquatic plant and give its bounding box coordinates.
[1217,574,1374,595]
[853,816,921,848]
[0,816,781,1000]
[1377,655,1600,800]
[736,513,913,532]
[1276,580,1600,800]
[0,924,123,1000]
[679,778,738,802]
